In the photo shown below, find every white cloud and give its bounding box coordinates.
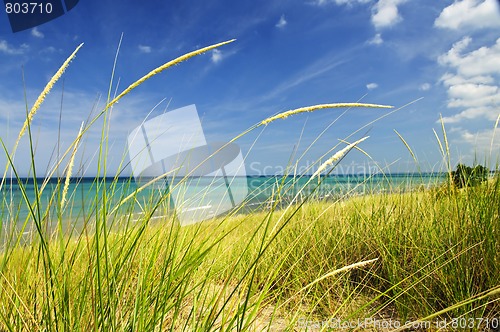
[40,46,58,54]
[314,0,404,31]
[435,0,500,31]
[207,48,237,65]
[31,27,44,38]
[138,45,152,53]
[442,107,498,123]
[439,37,500,77]
[419,83,431,91]
[211,49,223,64]
[447,95,500,109]
[440,73,495,86]
[460,127,500,151]
[448,83,498,100]
[275,14,287,29]
[441,106,499,123]
[371,0,406,29]
[368,33,383,45]
[439,37,500,124]
[366,82,378,90]
[0,40,28,55]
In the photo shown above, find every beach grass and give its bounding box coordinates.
[0,41,499,331]
[0,177,499,330]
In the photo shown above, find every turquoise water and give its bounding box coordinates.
[0,174,446,227]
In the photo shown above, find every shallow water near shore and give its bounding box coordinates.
[1,173,446,228]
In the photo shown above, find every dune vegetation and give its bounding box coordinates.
[0,41,499,331]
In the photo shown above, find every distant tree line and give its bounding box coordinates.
[451,164,489,189]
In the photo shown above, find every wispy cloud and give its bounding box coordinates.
[138,45,152,53]
[368,33,383,45]
[435,0,500,31]
[208,47,238,65]
[275,14,287,29]
[0,88,165,176]
[366,82,378,90]
[437,124,499,166]
[40,46,58,54]
[419,83,431,91]
[459,127,500,152]
[211,49,223,63]
[201,48,357,134]
[260,53,350,102]
[0,40,29,55]
[31,27,44,38]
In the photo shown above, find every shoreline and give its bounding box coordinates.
[2,173,449,248]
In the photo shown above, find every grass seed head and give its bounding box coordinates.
[313,136,369,178]
[260,103,393,126]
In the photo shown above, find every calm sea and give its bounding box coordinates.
[0,174,446,227]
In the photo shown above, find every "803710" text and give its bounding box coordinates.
[5,2,53,14]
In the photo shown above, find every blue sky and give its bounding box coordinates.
[0,0,499,176]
